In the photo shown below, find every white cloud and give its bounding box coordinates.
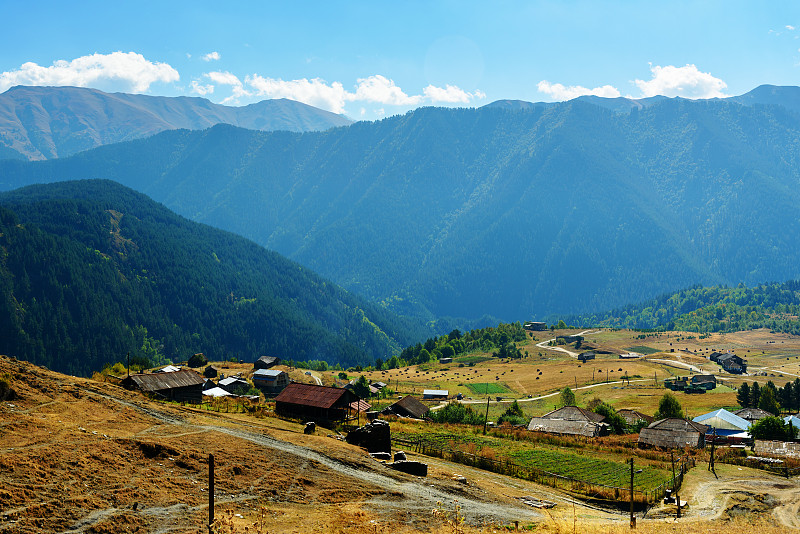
[203,51,221,62]
[537,80,621,100]
[0,51,179,93]
[190,80,214,96]
[350,75,422,106]
[246,75,349,113]
[205,71,250,104]
[634,64,727,98]
[787,25,796,31]
[423,84,483,103]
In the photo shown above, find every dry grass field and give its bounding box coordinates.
[3,328,800,532]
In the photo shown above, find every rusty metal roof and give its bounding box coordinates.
[387,396,429,419]
[275,382,356,409]
[542,406,605,423]
[125,369,205,392]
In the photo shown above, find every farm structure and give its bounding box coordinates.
[716,353,747,374]
[524,321,548,331]
[638,418,708,449]
[219,376,250,395]
[734,407,772,424]
[252,369,289,395]
[154,365,181,373]
[527,406,608,437]
[275,383,361,423]
[381,396,429,419]
[254,355,280,370]
[556,334,583,344]
[577,352,595,362]
[121,369,204,403]
[692,409,750,440]
[423,389,449,400]
[617,409,654,427]
[664,374,716,393]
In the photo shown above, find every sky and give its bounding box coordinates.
[1,0,799,121]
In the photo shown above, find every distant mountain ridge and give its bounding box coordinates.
[484,84,800,115]
[0,85,352,160]
[3,88,800,323]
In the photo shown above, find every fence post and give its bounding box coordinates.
[208,453,215,532]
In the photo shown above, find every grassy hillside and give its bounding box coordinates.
[0,180,425,375]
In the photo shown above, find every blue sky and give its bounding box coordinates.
[1,0,799,120]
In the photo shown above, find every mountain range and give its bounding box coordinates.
[0,180,421,375]
[0,85,352,161]
[2,85,800,325]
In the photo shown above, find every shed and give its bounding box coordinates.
[219,376,251,395]
[254,355,280,370]
[154,365,181,373]
[691,375,717,390]
[617,409,654,427]
[527,406,608,437]
[121,369,205,403]
[275,383,360,422]
[734,407,772,423]
[577,352,595,362]
[381,396,429,419]
[692,409,750,437]
[638,418,708,448]
[439,357,453,364]
[252,369,289,395]
[202,386,235,398]
[524,321,548,331]
[423,389,449,400]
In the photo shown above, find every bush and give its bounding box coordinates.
[750,416,799,441]
[188,353,208,368]
[429,402,485,425]
[0,375,16,401]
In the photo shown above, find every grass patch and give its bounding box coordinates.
[465,382,510,395]
[626,346,660,355]
[455,355,494,365]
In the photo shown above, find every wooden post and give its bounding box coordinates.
[629,458,636,528]
[208,454,215,531]
[676,457,681,518]
[483,382,490,435]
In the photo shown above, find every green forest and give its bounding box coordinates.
[0,180,426,376]
[563,282,800,335]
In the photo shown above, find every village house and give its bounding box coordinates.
[275,383,361,423]
[422,389,449,400]
[524,321,548,331]
[121,369,205,403]
[252,369,289,395]
[691,375,717,390]
[716,353,747,374]
[219,376,251,395]
[254,355,280,370]
[617,409,654,427]
[692,409,750,440]
[577,351,595,362]
[734,407,772,424]
[381,396,429,419]
[527,406,608,437]
[638,418,708,448]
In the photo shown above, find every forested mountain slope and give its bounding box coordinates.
[0,85,352,160]
[2,91,800,322]
[0,180,421,376]
[563,281,800,335]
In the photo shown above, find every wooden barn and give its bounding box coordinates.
[577,352,595,362]
[527,406,608,437]
[617,409,654,427]
[121,369,205,403]
[275,383,360,423]
[638,418,708,449]
[734,407,772,424]
[381,396,429,419]
[254,355,280,370]
[252,369,289,395]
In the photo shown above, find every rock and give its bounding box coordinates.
[370,452,392,461]
[304,422,316,434]
[388,460,427,477]
[345,420,391,453]
[393,451,407,461]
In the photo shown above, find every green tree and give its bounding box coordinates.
[736,382,750,408]
[497,400,527,426]
[750,382,761,408]
[654,393,684,420]
[187,352,208,368]
[593,402,628,434]
[749,416,799,441]
[351,375,372,398]
[559,387,576,407]
[758,386,781,416]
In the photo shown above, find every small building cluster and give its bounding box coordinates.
[710,352,747,374]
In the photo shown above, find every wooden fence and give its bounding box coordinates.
[392,436,694,505]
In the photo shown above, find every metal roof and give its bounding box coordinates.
[386,396,429,419]
[693,409,750,431]
[350,399,372,412]
[219,377,248,387]
[155,365,181,373]
[202,387,234,397]
[527,418,604,437]
[734,407,772,422]
[275,382,356,409]
[541,406,605,423]
[125,369,205,392]
[423,389,449,396]
[253,369,285,378]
